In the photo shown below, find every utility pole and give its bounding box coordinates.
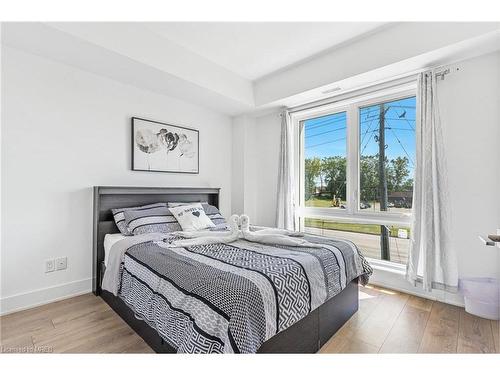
[378,104,390,261]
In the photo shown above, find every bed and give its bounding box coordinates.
[92,186,372,353]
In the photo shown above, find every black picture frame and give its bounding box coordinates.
[131,117,199,174]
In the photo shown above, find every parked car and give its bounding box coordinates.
[360,202,371,209]
[393,199,412,209]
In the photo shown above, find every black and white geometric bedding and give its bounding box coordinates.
[114,234,372,353]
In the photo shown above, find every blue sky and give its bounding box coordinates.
[304,96,416,176]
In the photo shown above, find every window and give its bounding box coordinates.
[296,85,416,264]
[359,97,416,214]
[303,112,347,209]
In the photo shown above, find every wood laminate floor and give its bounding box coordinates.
[1,285,498,354]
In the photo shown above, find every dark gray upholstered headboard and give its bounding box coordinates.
[92,186,220,295]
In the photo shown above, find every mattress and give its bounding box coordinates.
[101,231,372,353]
[103,233,126,267]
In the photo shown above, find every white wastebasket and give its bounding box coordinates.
[459,277,499,320]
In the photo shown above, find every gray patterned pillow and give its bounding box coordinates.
[111,203,167,235]
[124,206,182,235]
[203,204,228,230]
[167,201,208,208]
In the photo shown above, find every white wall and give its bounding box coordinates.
[438,52,500,280]
[231,115,258,220]
[244,112,281,227]
[237,52,500,303]
[1,46,233,314]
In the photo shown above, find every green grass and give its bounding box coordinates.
[304,218,410,238]
[305,198,345,208]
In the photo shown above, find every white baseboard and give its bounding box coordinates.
[0,278,92,316]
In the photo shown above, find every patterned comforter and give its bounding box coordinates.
[105,233,372,353]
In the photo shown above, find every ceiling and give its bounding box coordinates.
[3,22,499,116]
[144,22,387,80]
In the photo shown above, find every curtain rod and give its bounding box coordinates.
[435,68,451,80]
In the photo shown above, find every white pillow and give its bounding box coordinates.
[169,203,216,231]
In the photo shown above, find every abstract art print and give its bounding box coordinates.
[132,117,199,173]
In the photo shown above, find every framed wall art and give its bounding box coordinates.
[131,117,199,174]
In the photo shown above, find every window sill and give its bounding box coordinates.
[366,258,465,307]
[367,258,406,275]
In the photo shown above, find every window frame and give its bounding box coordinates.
[293,83,417,231]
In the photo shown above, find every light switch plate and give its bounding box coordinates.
[45,259,55,273]
[55,257,67,271]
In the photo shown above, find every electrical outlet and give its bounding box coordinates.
[45,259,55,273]
[55,257,67,271]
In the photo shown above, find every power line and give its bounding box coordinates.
[305,107,414,129]
[305,127,347,139]
[305,137,347,149]
[388,128,415,166]
[362,127,415,133]
[305,121,346,133]
[398,113,415,131]
[360,107,385,118]
[360,118,377,147]
[404,119,415,131]
[361,104,415,118]
[364,104,415,111]
[305,115,346,130]
[386,104,415,109]
[306,118,414,143]
[386,106,416,131]
[360,132,375,154]
[360,126,417,166]
[360,117,415,123]
[388,127,414,131]
[306,113,346,123]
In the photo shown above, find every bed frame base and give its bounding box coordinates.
[100,278,358,353]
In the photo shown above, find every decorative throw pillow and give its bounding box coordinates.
[124,206,182,235]
[169,203,216,231]
[168,202,227,230]
[111,202,167,235]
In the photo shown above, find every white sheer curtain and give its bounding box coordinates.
[275,110,295,230]
[406,71,458,292]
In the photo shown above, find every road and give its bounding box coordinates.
[305,226,409,264]
[307,200,412,215]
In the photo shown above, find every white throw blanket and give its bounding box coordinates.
[165,215,241,247]
[165,214,322,248]
[239,215,322,248]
